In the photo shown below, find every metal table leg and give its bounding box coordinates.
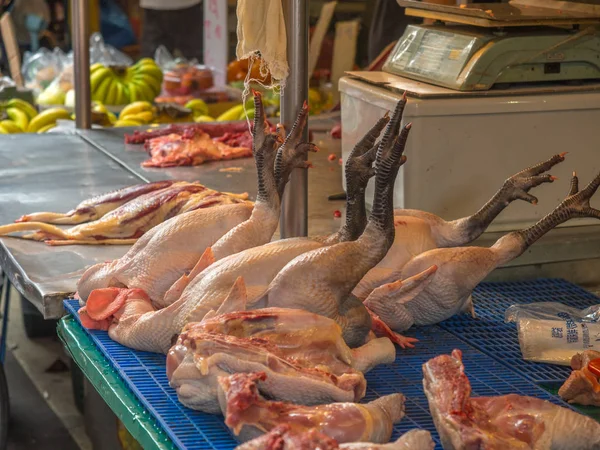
[0,275,11,449]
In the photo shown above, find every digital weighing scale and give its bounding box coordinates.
[339,0,600,283]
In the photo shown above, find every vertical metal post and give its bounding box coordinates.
[280,0,309,238]
[72,0,91,129]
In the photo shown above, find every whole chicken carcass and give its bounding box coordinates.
[77,112,388,352]
[354,154,565,301]
[0,182,247,245]
[235,424,435,450]
[423,349,600,450]
[218,372,405,444]
[256,96,414,348]
[558,350,600,407]
[365,171,600,332]
[77,91,311,306]
[14,180,176,224]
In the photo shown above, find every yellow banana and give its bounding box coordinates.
[92,76,113,103]
[193,115,215,123]
[0,120,22,133]
[107,112,118,125]
[120,101,153,118]
[114,118,143,127]
[90,63,105,74]
[90,67,113,92]
[121,111,153,124]
[216,104,245,122]
[37,123,56,133]
[185,99,209,116]
[0,124,8,134]
[134,65,163,81]
[6,107,29,131]
[5,99,37,120]
[104,80,119,105]
[27,107,71,133]
[134,58,156,68]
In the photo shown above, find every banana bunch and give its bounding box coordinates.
[114,101,155,127]
[0,99,38,133]
[215,100,255,122]
[27,107,72,133]
[90,58,163,106]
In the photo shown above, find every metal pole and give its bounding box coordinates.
[280,0,309,238]
[72,0,91,129]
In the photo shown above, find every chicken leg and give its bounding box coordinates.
[366,171,600,332]
[257,96,412,348]
[354,153,565,301]
[217,372,405,444]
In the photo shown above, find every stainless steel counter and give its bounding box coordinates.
[0,134,141,318]
[1,128,346,318]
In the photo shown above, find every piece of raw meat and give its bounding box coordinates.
[217,372,405,444]
[256,96,415,348]
[558,350,600,406]
[366,170,600,332]
[14,180,176,225]
[166,331,366,414]
[235,425,434,450]
[125,122,258,145]
[0,182,247,245]
[353,154,565,302]
[423,349,600,450]
[142,129,253,168]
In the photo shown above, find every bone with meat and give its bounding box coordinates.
[217,372,405,444]
[77,111,387,352]
[423,349,600,450]
[0,182,247,245]
[77,91,313,309]
[166,328,367,414]
[14,180,176,224]
[235,425,434,450]
[365,171,600,332]
[256,96,414,348]
[558,349,600,407]
[353,154,565,301]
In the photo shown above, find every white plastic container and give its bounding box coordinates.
[340,76,600,232]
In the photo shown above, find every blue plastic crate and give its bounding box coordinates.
[439,278,600,384]
[64,299,571,450]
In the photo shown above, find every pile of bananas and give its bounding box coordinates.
[27,107,71,133]
[0,99,38,133]
[90,58,163,106]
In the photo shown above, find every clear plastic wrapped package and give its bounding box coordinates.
[505,302,600,366]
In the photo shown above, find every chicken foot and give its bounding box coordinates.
[366,171,600,332]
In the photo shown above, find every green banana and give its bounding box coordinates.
[216,104,246,122]
[132,74,161,96]
[130,80,154,102]
[5,98,37,120]
[92,76,113,103]
[90,67,113,91]
[104,80,118,105]
[6,107,29,131]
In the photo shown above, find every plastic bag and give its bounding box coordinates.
[505,302,600,366]
[89,32,132,66]
[22,47,70,92]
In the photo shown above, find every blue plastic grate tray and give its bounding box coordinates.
[440,278,600,384]
[64,299,571,450]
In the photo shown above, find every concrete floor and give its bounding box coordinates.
[7,287,91,450]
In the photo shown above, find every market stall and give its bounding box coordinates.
[1,1,600,449]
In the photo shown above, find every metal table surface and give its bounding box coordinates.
[1,128,345,318]
[0,133,141,318]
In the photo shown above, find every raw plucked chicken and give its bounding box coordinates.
[14,180,176,224]
[0,182,247,245]
[365,170,600,332]
[77,91,311,306]
[165,297,395,412]
[423,349,600,450]
[217,372,405,444]
[77,110,387,353]
[255,95,413,348]
[234,424,434,450]
[354,153,565,301]
[558,350,600,406]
